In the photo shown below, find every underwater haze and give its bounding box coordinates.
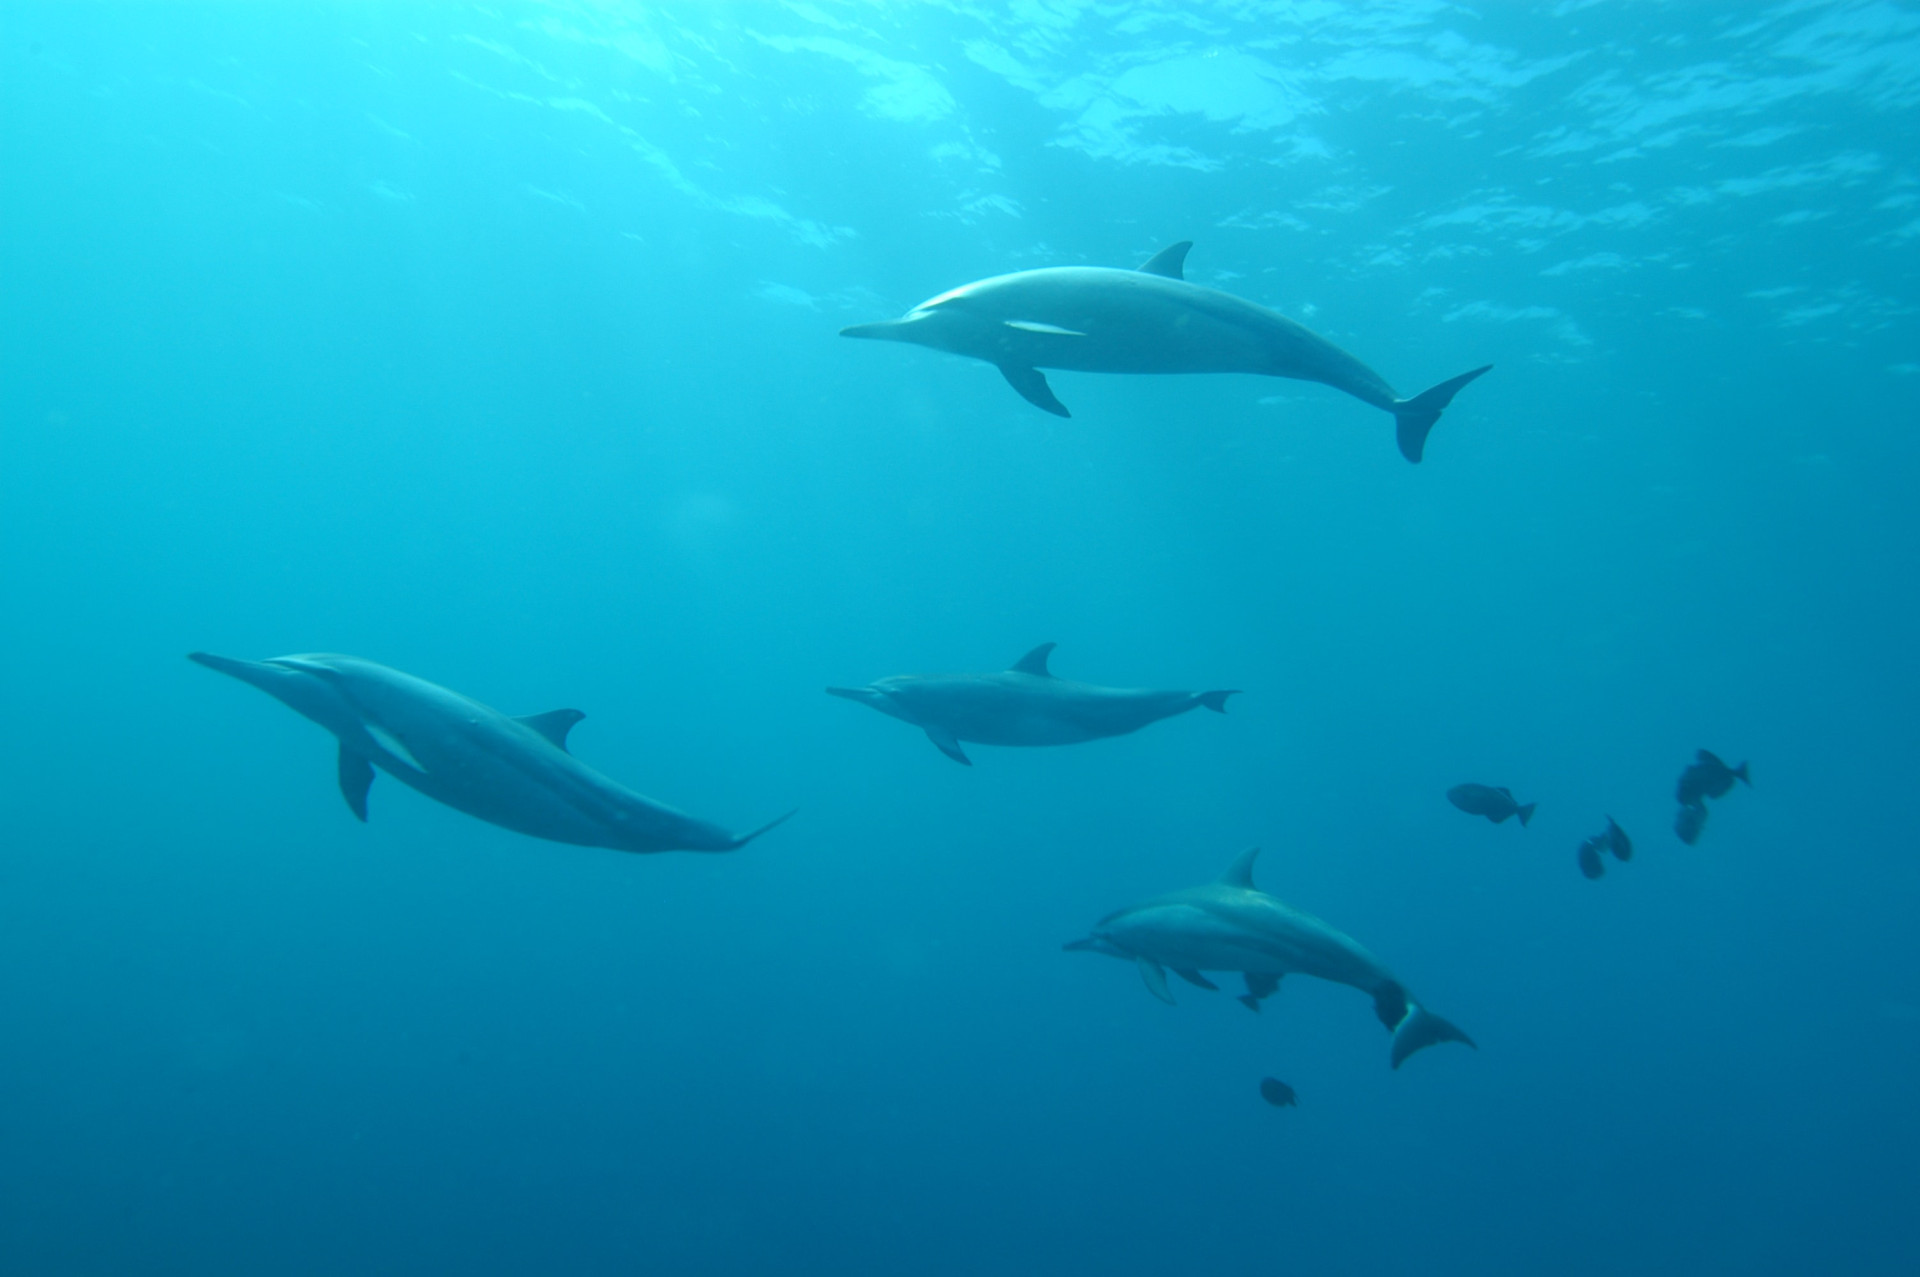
[3,2,1918,1273]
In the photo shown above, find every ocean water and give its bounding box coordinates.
[3,3,1917,1273]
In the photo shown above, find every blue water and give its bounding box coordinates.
[3,4,1917,1273]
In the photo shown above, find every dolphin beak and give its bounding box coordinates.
[1062,937,1096,952]
[839,320,906,341]
[825,686,878,703]
[188,651,283,691]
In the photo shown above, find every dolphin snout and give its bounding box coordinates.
[825,686,877,702]
[839,320,907,341]
[188,651,276,683]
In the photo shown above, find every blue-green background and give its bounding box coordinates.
[3,3,1917,1273]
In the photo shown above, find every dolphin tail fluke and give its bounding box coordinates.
[728,809,798,850]
[1196,689,1239,714]
[1516,801,1537,828]
[1391,365,1492,463]
[1390,1005,1477,1069]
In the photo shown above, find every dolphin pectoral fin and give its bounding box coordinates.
[1000,365,1070,417]
[924,727,971,766]
[1237,994,1262,1012]
[515,708,585,752]
[1391,364,1492,463]
[727,809,798,849]
[1137,241,1192,280]
[1390,1006,1476,1070]
[337,747,374,822]
[1174,968,1218,991]
[1137,957,1175,1004]
[365,723,425,773]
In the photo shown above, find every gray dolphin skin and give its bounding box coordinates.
[826,642,1237,766]
[189,652,793,853]
[1065,848,1476,1069]
[840,240,1492,463]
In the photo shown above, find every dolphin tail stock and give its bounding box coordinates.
[1390,365,1492,463]
[726,809,798,850]
[1196,689,1240,714]
[1516,801,1537,828]
[1390,1005,1477,1070]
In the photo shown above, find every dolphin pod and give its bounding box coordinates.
[1065,847,1476,1070]
[189,652,793,854]
[185,238,1514,1102]
[827,642,1236,766]
[841,240,1492,463]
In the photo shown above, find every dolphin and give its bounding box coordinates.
[840,240,1491,463]
[1065,848,1475,1069]
[826,642,1237,766]
[188,652,793,853]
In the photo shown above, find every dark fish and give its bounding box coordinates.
[1577,837,1606,880]
[1259,1077,1297,1108]
[1676,750,1750,807]
[1674,802,1708,846]
[1604,816,1632,862]
[1447,783,1537,827]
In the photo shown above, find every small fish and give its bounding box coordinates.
[1604,816,1632,862]
[1577,837,1606,880]
[1259,1077,1297,1108]
[1447,783,1537,827]
[1676,750,1750,807]
[1674,802,1708,846]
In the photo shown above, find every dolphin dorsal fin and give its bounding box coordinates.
[1219,847,1261,889]
[517,708,585,752]
[1138,241,1192,280]
[1010,642,1057,677]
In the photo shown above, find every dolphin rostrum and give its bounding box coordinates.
[1065,848,1475,1069]
[827,642,1237,766]
[841,241,1492,463]
[189,652,793,853]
